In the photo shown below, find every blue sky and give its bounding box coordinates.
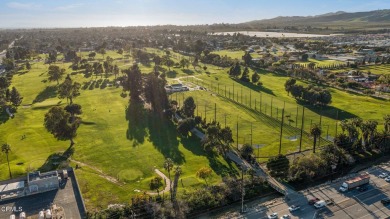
[1,0,390,28]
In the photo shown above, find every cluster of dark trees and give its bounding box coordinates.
[267,116,390,183]
[200,52,235,67]
[228,63,261,84]
[285,78,332,105]
[0,75,23,115]
[44,75,82,146]
[86,173,269,219]
[122,63,169,115]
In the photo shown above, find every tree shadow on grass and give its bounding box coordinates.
[232,78,275,96]
[207,151,239,177]
[180,135,203,156]
[183,69,195,75]
[33,85,58,103]
[148,113,185,165]
[181,135,238,177]
[38,146,74,172]
[296,99,357,120]
[126,101,148,146]
[0,108,10,125]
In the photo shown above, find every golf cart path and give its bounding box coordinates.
[147,169,171,195]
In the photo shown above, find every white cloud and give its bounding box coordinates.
[54,3,84,11]
[7,2,41,10]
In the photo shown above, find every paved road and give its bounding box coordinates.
[215,163,390,219]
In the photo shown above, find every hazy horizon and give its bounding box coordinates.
[1,0,390,29]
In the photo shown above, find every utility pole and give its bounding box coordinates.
[335,109,339,136]
[241,168,245,213]
[251,122,253,147]
[204,102,206,121]
[279,109,285,155]
[299,107,305,152]
[318,114,322,147]
[271,97,273,117]
[224,114,227,128]
[214,103,217,122]
[236,119,239,150]
[260,92,262,112]
[249,90,252,108]
[296,106,299,128]
[255,99,257,111]
[241,86,243,104]
[233,83,235,101]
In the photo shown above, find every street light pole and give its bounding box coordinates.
[241,168,245,213]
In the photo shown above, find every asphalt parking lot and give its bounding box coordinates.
[212,163,390,219]
[0,170,85,219]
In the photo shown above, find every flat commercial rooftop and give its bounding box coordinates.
[0,170,85,219]
[0,181,24,193]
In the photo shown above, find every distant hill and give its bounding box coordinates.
[241,9,390,30]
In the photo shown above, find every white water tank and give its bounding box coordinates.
[9,215,15,219]
[19,212,26,219]
[46,209,52,219]
[38,211,44,219]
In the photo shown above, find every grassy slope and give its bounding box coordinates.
[181,62,388,140]
[0,58,238,210]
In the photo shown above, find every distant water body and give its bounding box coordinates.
[215,31,342,38]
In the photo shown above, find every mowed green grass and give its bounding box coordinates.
[179,63,389,143]
[173,90,316,158]
[0,59,238,211]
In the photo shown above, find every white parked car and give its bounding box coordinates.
[385,176,390,182]
[379,173,388,178]
[288,205,301,212]
[280,215,290,219]
[268,213,278,219]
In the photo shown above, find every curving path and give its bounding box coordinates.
[147,169,171,195]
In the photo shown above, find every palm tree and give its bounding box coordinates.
[310,124,322,153]
[164,158,174,200]
[172,166,182,201]
[2,143,12,178]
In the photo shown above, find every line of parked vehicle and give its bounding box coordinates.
[267,198,333,219]
[267,171,390,219]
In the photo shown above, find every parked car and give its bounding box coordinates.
[381,198,390,205]
[288,205,301,212]
[280,214,290,219]
[379,173,388,178]
[268,213,278,219]
[308,198,320,205]
[385,176,390,182]
[357,186,368,192]
[314,200,327,209]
